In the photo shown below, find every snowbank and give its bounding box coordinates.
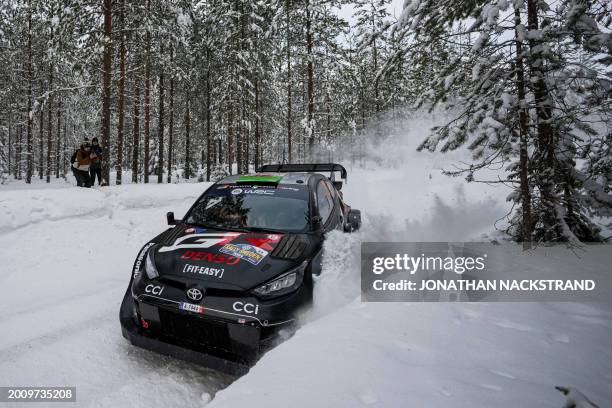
[0,182,208,233]
[212,258,612,407]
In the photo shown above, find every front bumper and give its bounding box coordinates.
[119,280,306,375]
[120,300,251,375]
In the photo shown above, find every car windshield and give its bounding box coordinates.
[186,184,310,232]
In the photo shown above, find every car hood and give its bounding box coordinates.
[152,225,308,290]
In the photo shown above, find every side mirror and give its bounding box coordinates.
[166,212,179,226]
[333,181,343,191]
[344,209,361,232]
[311,215,323,231]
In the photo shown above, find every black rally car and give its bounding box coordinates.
[119,163,361,374]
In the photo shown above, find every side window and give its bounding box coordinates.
[316,181,334,223]
[324,180,336,199]
[325,179,344,226]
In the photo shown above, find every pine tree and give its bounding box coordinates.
[395,0,611,244]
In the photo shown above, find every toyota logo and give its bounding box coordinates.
[186,287,203,302]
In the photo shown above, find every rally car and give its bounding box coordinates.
[119,163,361,374]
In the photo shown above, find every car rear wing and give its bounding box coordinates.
[257,163,348,182]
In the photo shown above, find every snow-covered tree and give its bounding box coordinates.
[393,0,611,244]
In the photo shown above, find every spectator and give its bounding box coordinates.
[73,141,92,188]
[90,137,103,186]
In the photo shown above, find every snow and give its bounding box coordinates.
[207,114,612,408]
[1,113,611,407]
[211,300,612,408]
[473,32,490,51]
[0,183,203,233]
[0,181,232,406]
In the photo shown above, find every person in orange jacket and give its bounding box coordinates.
[73,141,93,187]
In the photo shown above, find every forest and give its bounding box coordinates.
[0,0,610,245]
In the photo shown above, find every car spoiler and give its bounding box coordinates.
[257,163,348,182]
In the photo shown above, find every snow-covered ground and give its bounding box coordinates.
[1,114,611,407]
[0,182,233,407]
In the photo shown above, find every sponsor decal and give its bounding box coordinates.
[244,234,282,251]
[231,188,275,196]
[158,232,240,253]
[180,250,240,265]
[179,302,205,314]
[233,301,259,315]
[133,242,155,278]
[145,284,164,295]
[184,227,206,234]
[219,243,269,265]
[237,174,282,184]
[183,263,225,278]
[186,287,204,301]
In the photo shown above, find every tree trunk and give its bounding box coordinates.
[227,108,233,174]
[236,111,242,174]
[101,0,112,185]
[514,6,532,249]
[55,100,61,178]
[46,64,53,183]
[526,0,557,241]
[38,90,44,179]
[305,0,314,159]
[131,81,140,183]
[157,44,165,183]
[62,113,67,176]
[8,112,12,176]
[325,87,331,160]
[205,53,211,181]
[372,19,380,114]
[17,124,22,179]
[26,1,33,184]
[143,0,151,183]
[286,0,292,163]
[167,48,174,183]
[254,75,260,170]
[116,0,126,185]
[185,95,191,179]
[244,120,249,173]
[7,112,11,176]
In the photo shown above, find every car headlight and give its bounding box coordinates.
[252,261,307,298]
[145,249,159,279]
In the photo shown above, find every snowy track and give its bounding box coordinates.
[0,182,233,407]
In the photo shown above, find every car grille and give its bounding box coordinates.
[158,309,231,352]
